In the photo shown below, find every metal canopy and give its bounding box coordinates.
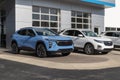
[81,0,115,7]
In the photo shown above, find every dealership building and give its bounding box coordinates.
[0,0,115,48]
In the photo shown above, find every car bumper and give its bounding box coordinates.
[49,48,74,53]
[95,48,113,53]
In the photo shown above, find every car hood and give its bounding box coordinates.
[42,36,72,41]
[86,36,112,41]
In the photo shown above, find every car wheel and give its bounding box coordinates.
[11,43,20,54]
[84,44,94,55]
[62,52,71,56]
[36,44,47,58]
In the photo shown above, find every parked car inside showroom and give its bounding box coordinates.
[100,31,120,48]
[60,29,114,54]
[11,27,74,57]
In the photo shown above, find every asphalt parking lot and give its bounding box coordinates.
[0,48,120,70]
[0,48,120,80]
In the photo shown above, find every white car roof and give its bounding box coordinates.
[63,28,91,32]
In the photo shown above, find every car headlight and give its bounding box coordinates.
[45,39,56,48]
[94,39,103,43]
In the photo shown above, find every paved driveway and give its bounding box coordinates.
[0,48,120,70]
[0,58,120,80]
[0,49,120,80]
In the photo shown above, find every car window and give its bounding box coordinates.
[82,31,97,37]
[105,32,120,37]
[17,29,27,36]
[114,32,120,37]
[35,28,58,36]
[63,30,75,36]
[105,32,114,37]
[27,29,35,36]
[74,30,83,36]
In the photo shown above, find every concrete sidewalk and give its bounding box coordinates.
[0,48,120,70]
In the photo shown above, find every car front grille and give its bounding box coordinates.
[104,41,113,46]
[56,40,73,46]
[58,49,73,53]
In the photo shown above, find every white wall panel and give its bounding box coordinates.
[15,0,32,30]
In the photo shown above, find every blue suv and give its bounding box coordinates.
[11,27,74,57]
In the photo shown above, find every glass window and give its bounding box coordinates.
[18,29,27,36]
[117,28,120,31]
[71,11,91,29]
[41,7,49,13]
[83,13,90,18]
[82,31,97,37]
[72,18,75,22]
[106,27,110,31]
[105,32,113,36]
[74,30,83,36]
[33,6,39,12]
[71,24,75,28]
[83,24,89,29]
[51,29,58,32]
[41,15,49,20]
[77,18,82,23]
[41,21,49,27]
[63,30,75,36]
[32,6,60,32]
[77,24,82,29]
[50,8,58,14]
[32,14,40,19]
[72,11,76,16]
[77,12,82,17]
[83,19,89,23]
[111,28,116,31]
[27,29,35,36]
[35,28,58,36]
[33,21,40,26]
[50,16,57,21]
[50,22,58,27]
[114,32,120,37]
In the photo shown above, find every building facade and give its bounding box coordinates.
[0,0,115,48]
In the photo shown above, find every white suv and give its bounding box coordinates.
[100,31,120,48]
[60,29,114,54]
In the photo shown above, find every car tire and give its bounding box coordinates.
[62,52,71,56]
[84,43,95,55]
[11,42,20,54]
[36,44,47,58]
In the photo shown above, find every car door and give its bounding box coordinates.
[104,32,120,46]
[17,29,28,47]
[73,30,87,48]
[113,32,120,46]
[23,29,36,49]
[61,30,76,45]
[61,30,86,48]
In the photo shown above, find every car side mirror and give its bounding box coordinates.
[78,34,84,37]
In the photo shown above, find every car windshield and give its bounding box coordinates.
[82,31,98,37]
[34,28,58,36]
